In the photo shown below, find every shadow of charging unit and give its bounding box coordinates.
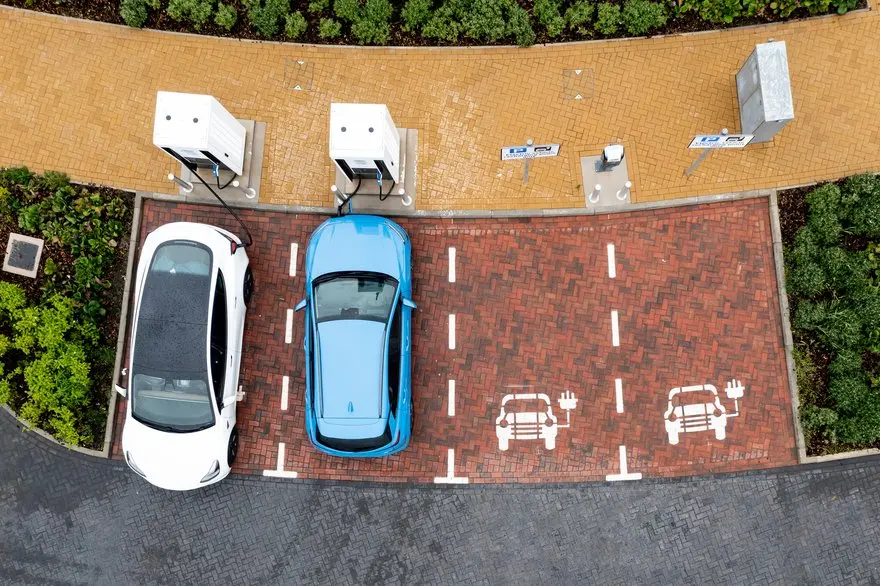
[153,91,266,203]
[329,103,418,215]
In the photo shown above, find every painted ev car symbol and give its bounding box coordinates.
[495,390,578,451]
[663,379,745,445]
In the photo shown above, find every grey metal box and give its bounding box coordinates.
[736,41,794,144]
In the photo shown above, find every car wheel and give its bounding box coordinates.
[227,426,240,467]
[243,267,254,306]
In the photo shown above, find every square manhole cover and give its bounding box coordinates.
[284,59,314,91]
[562,69,594,101]
[3,233,45,278]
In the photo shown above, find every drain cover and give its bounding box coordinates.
[562,69,595,101]
[3,233,44,278]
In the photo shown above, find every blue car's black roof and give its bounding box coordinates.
[132,270,211,378]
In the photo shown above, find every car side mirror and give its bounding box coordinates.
[402,298,417,309]
[295,299,307,312]
[114,384,127,398]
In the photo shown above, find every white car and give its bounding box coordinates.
[495,393,558,451]
[119,222,252,490]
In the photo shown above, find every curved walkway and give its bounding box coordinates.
[2,408,880,584]
[1,7,880,210]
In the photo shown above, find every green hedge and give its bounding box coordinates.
[118,0,860,46]
[784,174,880,452]
[0,168,132,448]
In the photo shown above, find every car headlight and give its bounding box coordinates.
[125,452,147,478]
[200,460,221,483]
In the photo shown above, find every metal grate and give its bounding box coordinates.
[3,233,44,278]
[284,59,314,91]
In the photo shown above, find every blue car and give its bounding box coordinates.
[296,215,415,457]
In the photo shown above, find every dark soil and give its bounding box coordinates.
[0,185,134,450]
[2,0,868,47]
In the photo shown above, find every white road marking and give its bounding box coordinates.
[605,445,642,481]
[448,247,456,283]
[448,314,456,350]
[611,310,620,347]
[615,378,624,413]
[262,442,298,478]
[285,309,293,344]
[434,448,469,484]
[448,380,455,417]
[289,243,298,277]
[281,375,289,411]
[607,243,616,279]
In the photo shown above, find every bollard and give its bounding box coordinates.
[588,184,602,204]
[616,181,632,201]
[399,187,413,207]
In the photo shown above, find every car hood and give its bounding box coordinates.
[308,217,404,280]
[122,417,225,490]
[317,320,385,420]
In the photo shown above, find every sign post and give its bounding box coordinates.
[500,141,561,185]
[684,129,753,177]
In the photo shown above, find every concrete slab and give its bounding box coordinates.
[581,154,631,208]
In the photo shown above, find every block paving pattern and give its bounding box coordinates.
[2,7,880,211]
[112,198,797,483]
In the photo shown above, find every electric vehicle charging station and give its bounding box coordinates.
[329,103,419,215]
[153,91,266,202]
[580,143,632,207]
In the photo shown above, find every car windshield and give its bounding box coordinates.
[314,272,398,323]
[130,240,215,432]
[131,372,215,432]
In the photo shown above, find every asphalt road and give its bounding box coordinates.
[2,409,878,585]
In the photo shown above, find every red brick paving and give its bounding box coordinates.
[112,198,798,483]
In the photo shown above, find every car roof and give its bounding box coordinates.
[132,243,212,377]
[316,319,386,420]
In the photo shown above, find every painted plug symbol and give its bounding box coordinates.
[725,379,745,400]
[559,390,578,412]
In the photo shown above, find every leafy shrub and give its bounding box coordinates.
[402,0,432,31]
[334,0,361,21]
[167,0,215,28]
[215,2,238,29]
[285,10,308,37]
[841,174,880,239]
[318,16,343,37]
[595,2,620,35]
[422,3,462,41]
[800,404,838,446]
[793,299,862,352]
[680,0,745,23]
[247,0,290,37]
[463,0,507,41]
[768,0,799,16]
[534,0,566,37]
[565,0,595,33]
[832,0,858,13]
[621,0,667,35]
[309,0,330,11]
[352,0,394,44]
[120,0,160,27]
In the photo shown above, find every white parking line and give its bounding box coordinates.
[289,243,298,277]
[285,309,293,344]
[611,310,620,347]
[615,378,624,413]
[605,445,642,481]
[281,375,289,411]
[448,314,456,350]
[448,380,455,417]
[448,247,456,283]
[433,448,469,484]
[262,442,298,478]
[607,244,616,279]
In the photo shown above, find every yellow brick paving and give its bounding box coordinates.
[1,6,879,210]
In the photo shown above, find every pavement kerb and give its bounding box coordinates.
[153,186,776,218]
[0,404,105,458]
[102,190,143,458]
[768,191,808,463]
